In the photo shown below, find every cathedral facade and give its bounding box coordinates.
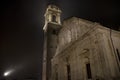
[42,5,120,80]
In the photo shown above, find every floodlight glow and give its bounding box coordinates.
[4,70,12,76]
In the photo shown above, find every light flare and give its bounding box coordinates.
[4,70,13,77]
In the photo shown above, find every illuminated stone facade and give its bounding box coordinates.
[42,5,120,80]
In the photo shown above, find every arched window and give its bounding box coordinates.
[86,63,92,79]
[52,15,56,22]
[66,57,71,80]
[67,64,71,80]
[116,49,120,61]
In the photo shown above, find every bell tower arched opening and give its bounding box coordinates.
[52,15,56,22]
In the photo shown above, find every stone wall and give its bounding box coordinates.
[56,17,97,55]
[51,17,120,80]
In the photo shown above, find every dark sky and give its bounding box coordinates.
[1,0,120,80]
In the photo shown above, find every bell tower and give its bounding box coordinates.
[42,5,62,80]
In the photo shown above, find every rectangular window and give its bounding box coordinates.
[67,64,71,80]
[116,49,120,61]
[86,63,92,79]
[55,72,58,80]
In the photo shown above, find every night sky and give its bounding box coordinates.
[1,0,120,80]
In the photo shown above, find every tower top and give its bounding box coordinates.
[46,5,61,13]
[43,4,62,31]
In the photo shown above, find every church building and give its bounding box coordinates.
[42,5,120,80]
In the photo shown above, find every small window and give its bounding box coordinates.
[86,63,92,79]
[52,30,58,35]
[116,49,120,61]
[52,30,56,34]
[55,64,58,80]
[67,64,71,80]
[52,15,56,22]
[55,71,58,80]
